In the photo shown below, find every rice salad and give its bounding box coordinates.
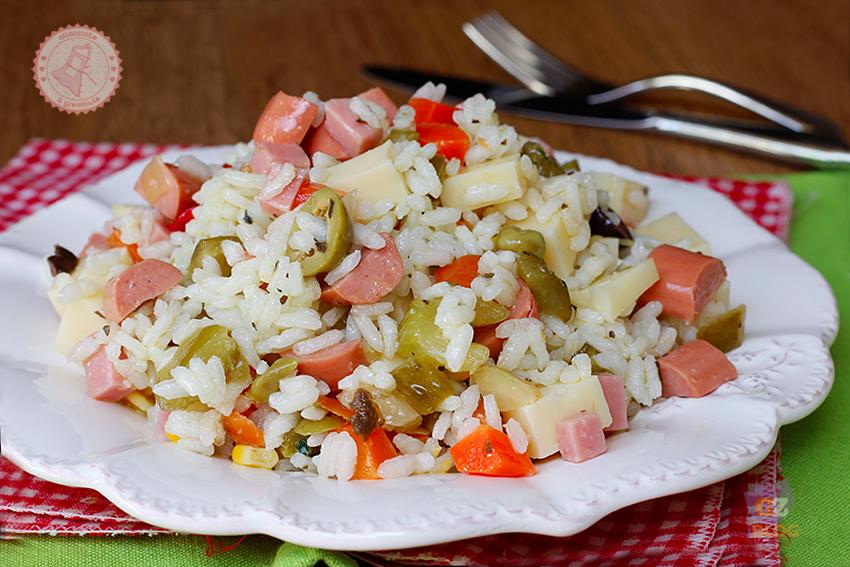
[46,85,745,480]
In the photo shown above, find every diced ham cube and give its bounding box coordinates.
[598,374,629,432]
[658,339,738,398]
[359,87,398,122]
[250,142,310,175]
[252,91,318,145]
[303,123,351,161]
[84,346,134,402]
[639,245,727,321]
[80,230,111,257]
[322,98,383,158]
[556,411,607,463]
[259,165,308,217]
[153,408,171,441]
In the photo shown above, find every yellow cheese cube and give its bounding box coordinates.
[323,142,409,205]
[55,294,106,356]
[569,259,659,320]
[441,155,526,210]
[513,213,576,280]
[504,377,612,459]
[592,172,648,226]
[636,212,711,255]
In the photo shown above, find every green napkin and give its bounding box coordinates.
[2,172,846,567]
[770,171,850,565]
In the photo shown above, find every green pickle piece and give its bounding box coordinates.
[392,358,455,415]
[293,188,353,276]
[369,390,422,431]
[494,226,546,258]
[697,304,746,353]
[388,129,419,143]
[154,325,250,411]
[430,154,448,181]
[294,415,344,436]
[185,236,239,283]
[472,300,510,327]
[515,252,573,321]
[397,299,489,373]
[521,141,566,177]
[248,356,298,404]
[277,430,304,458]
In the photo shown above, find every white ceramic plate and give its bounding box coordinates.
[0,147,837,551]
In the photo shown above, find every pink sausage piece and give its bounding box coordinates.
[322,98,383,158]
[475,280,539,359]
[658,339,738,398]
[359,87,398,122]
[84,346,134,402]
[639,245,727,322]
[296,340,367,390]
[303,122,352,161]
[250,142,310,175]
[102,259,183,322]
[598,374,629,432]
[556,411,607,463]
[252,91,318,145]
[321,234,404,306]
[134,157,204,220]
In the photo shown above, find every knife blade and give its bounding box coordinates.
[364,65,849,148]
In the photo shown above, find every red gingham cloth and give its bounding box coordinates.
[0,139,791,565]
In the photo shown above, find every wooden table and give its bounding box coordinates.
[2,0,848,175]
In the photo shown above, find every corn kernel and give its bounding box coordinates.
[166,433,180,443]
[232,445,279,470]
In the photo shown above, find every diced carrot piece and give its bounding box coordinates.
[658,339,738,398]
[222,411,264,448]
[318,395,354,420]
[415,122,470,161]
[639,245,727,321]
[434,254,480,288]
[341,424,397,480]
[108,229,142,263]
[450,424,535,477]
[409,97,457,124]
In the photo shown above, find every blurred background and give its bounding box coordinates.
[2,0,848,174]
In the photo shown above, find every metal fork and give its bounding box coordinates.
[463,10,843,143]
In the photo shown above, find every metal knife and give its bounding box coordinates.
[364,65,850,169]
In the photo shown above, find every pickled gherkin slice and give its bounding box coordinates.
[397,299,490,373]
[472,300,510,327]
[185,236,239,283]
[277,430,304,458]
[248,356,297,404]
[388,129,419,143]
[154,325,250,411]
[293,188,353,276]
[294,415,344,436]
[521,141,575,178]
[697,304,746,353]
[392,358,455,415]
[371,391,422,431]
[494,225,546,258]
[515,252,572,321]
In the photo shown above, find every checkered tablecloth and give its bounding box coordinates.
[0,139,791,566]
